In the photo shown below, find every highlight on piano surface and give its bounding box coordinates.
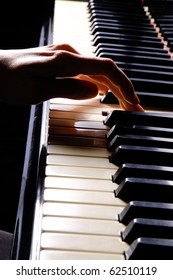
[7,0,173,260]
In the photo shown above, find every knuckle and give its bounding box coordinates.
[54,50,71,61]
[99,57,117,74]
[58,43,72,50]
[52,51,74,74]
[47,43,73,51]
[102,58,116,69]
[102,57,114,65]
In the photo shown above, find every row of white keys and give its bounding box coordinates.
[41,98,128,260]
[39,0,128,260]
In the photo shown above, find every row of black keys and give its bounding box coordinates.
[104,110,173,259]
[147,1,173,51]
[88,0,173,109]
[88,0,173,260]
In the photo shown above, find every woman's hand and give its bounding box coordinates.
[0,44,144,111]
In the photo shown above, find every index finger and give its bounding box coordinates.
[72,55,140,105]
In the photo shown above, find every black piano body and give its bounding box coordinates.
[0,0,54,258]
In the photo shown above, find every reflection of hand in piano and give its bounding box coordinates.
[0,44,143,111]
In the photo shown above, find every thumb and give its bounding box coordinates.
[41,77,99,101]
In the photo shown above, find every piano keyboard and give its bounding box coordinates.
[43,0,127,258]
[146,0,173,54]
[29,0,173,260]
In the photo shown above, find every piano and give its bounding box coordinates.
[11,0,173,260]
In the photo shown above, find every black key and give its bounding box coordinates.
[101,90,173,110]
[119,201,173,224]
[113,163,173,184]
[91,24,158,37]
[118,60,173,73]
[159,21,173,26]
[88,2,144,11]
[155,18,173,24]
[124,68,173,82]
[160,26,173,32]
[102,67,173,94]
[92,31,159,43]
[110,145,173,166]
[163,31,173,42]
[93,35,163,49]
[125,237,173,260]
[89,12,147,23]
[99,51,173,67]
[89,14,149,25]
[122,218,173,244]
[131,77,173,94]
[101,90,118,104]
[96,46,169,58]
[104,110,173,128]
[169,41,173,51]
[115,177,173,203]
[90,19,152,34]
[161,34,173,46]
[106,124,173,141]
[95,42,169,56]
[89,11,148,23]
[108,134,173,151]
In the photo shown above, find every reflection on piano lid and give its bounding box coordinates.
[12,0,173,260]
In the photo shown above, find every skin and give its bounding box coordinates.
[0,43,144,111]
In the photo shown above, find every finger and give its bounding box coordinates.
[75,74,144,112]
[75,74,108,94]
[37,52,139,105]
[45,47,136,105]
[120,99,145,112]
[40,78,98,102]
[75,74,144,111]
[87,74,126,102]
[119,100,126,110]
[74,56,140,105]
[55,46,141,107]
[76,74,137,109]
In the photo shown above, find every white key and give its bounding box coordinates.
[49,119,107,130]
[41,232,129,254]
[50,103,111,115]
[50,110,105,122]
[50,96,108,107]
[44,176,117,192]
[46,155,114,169]
[42,216,125,235]
[47,145,110,158]
[48,136,107,148]
[44,189,126,206]
[42,202,123,220]
[40,250,124,260]
[46,165,114,179]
